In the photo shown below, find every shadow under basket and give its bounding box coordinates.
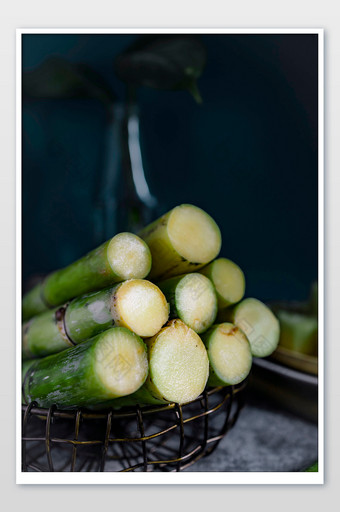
[22,383,246,472]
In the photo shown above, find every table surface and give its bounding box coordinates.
[185,394,318,472]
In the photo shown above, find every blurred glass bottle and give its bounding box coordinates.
[93,101,158,242]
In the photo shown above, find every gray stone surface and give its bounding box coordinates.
[185,398,318,472]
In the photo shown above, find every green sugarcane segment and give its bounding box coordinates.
[21,359,37,404]
[219,298,280,358]
[277,310,318,356]
[66,278,169,342]
[22,233,152,321]
[21,283,47,320]
[94,319,210,409]
[157,273,217,334]
[22,307,73,359]
[22,279,169,359]
[65,286,116,345]
[22,327,149,409]
[199,258,245,309]
[22,287,117,359]
[200,322,252,386]
[22,358,35,375]
[138,204,221,281]
[90,383,167,410]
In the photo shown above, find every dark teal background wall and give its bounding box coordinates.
[22,33,318,302]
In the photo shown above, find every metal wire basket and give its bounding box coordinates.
[22,383,247,472]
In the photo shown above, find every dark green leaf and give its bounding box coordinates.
[23,57,115,106]
[115,35,207,102]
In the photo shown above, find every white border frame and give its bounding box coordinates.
[16,27,324,485]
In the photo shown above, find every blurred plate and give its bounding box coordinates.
[250,357,318,423]
[270,346,318,375]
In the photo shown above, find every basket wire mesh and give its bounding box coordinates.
[22,383,247,472]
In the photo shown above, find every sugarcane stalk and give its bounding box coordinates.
[23,308,74,359]
[200,322,252,386]
[22,232,152,321]
[22,327,148,409]
[93,319,209,408]
[157,273,217,334]
[218,298,280,358]
[277,309,318,356]
[138,204,221,280]
[199,257,245,309]
[22,279,169,359]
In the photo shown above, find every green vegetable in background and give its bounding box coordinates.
[277,309,318,356]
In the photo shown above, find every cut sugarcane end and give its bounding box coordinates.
[210,258,245,308]
[233,298,280,357]
[207,323,252,385]
[167,204,221,264]
[112,279,169,337]
[107,233,151,280]
[148,319,209,404]
[176,273,217,333]
[94,328,148,398]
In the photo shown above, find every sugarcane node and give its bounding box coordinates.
[55,306,66,322]
[55,304,76,347]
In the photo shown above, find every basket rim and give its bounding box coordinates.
[21,382,246,421]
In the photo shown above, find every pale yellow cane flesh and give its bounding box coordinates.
[176,274,217,333]
[107,233,151,280]
[94,328,148,398]
[208,323,252,385]
[233,298,280,357]
[147,320,209,404]
[209,258,245,308]
[112,279,169,337]
[168,204,221,264]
